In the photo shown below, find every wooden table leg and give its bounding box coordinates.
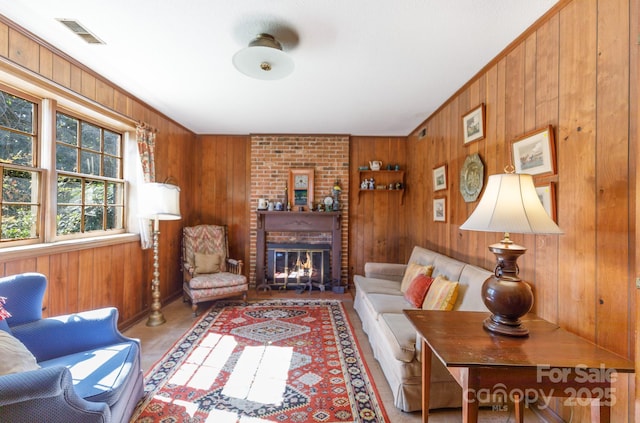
[591,397,610,423]
[461,382,479,423]
[421,339,431,423]
[513,392,524,423]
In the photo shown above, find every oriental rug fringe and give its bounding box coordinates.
[131,299,388,422]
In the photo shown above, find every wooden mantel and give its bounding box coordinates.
[256,211,342,289]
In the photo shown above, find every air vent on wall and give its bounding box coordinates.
[57,19,105,44]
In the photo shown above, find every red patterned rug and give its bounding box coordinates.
[131,299,389,422]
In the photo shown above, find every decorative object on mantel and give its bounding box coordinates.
[232,33,294,80]
[460,168,563,336]
[331,180,341,211]
[288,168,314,211]
[462,103,486,144]
[459,153,484,202]
[138,182,181,326]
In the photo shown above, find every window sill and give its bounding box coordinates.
[0,233,141,262]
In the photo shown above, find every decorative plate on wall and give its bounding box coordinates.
[460,153,484,202]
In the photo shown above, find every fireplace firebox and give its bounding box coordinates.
[267,243,331,291]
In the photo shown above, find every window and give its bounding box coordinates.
[55,112,124,237]
[0,88,41,244]
[0,82,130,248]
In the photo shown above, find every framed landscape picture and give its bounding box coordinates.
[433,197,446,222]
[433,163,447,191]
[511,125,556,176]
[462,103,485,145]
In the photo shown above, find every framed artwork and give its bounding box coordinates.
[511,125,556,176]
[433,163,447,191]
[288,168,314,211]
[433,197,446,222]
[462,103,485,145]
[535,182,557,222]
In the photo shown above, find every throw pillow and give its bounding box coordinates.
[422,275,459,311]
[195,252,223,274]
[404,274,435,308]
[0,331,39,375]
[400,263,434,293]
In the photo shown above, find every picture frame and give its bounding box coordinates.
[535,182,557,222]
[511,125,556,176]
[462,103,485,145]
[433,197,446,222]
[288,168,314,211]
[433,163,447,191]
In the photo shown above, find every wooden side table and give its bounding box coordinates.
[404,310,634,423]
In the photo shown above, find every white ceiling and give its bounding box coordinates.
[0,1,558,136]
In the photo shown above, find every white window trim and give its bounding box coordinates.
[0,64,142,253]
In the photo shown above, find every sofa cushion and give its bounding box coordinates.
[404,275,434,308]
[354,275,402,296]
[422,276,459,311]
[195,252,223,274]
[39,341,140,406]
[432,255,465,281]
[189,272,246,289]
[379,313,417,363]
[363,293,412,320]
[0,331,39,375]
[455,265,492,311]
[400,263,434,293]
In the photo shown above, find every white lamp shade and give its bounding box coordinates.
[233,34,294,80]
[139,182,181,220]
[460,173,562,235]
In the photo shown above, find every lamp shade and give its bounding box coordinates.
[139,182,181,221]
[232,34,294,80]
[460,173,562,235]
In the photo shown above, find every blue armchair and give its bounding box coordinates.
[0,273,143,423]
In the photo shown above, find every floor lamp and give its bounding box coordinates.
[139,182,181,327]
[460,172,562,336]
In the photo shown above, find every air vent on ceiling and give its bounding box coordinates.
[57,19,105,44]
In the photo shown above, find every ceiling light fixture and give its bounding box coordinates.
[233,33,294,80]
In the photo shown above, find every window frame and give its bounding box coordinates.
[53,107,126,241]
[0,78,136,250]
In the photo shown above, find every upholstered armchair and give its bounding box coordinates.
[0,273,144,423]
[182,224,248,315]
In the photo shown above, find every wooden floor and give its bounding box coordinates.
[124,289,543,423]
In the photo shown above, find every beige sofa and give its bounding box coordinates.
[353,246,491,412]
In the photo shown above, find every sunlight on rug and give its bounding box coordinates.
[131,299,389,423]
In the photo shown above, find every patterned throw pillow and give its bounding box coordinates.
[400,263,434,293]
[0,297,11,321]
[422,275,459,310]
[404,274,435,308]
[195,253,223,274]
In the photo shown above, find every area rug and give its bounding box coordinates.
[131,299,389,422]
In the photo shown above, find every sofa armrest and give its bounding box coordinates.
[364,262,407,282]
[0,366,109,423]
[11,307,138,362]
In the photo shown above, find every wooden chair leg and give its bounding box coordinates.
[192,303,199,317]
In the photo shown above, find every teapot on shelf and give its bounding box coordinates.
[369,160,383,171]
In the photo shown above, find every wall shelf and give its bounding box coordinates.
[358,170,405,204]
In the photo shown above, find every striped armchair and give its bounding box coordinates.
[182,225,248,315]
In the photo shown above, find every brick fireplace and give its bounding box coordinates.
[249,135,349,287]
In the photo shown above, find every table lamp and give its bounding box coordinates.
[460,171,562,336]
[139,182,181,326]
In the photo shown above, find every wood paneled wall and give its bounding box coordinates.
[0,17,196,328]
[191,135,251,273]
[407,0,636,419]
[349,137,408,283]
